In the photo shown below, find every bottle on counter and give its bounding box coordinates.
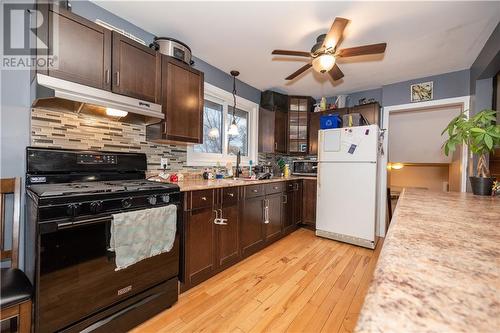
[284,164,290,178]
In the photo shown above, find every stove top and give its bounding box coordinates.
[30,180,179,197]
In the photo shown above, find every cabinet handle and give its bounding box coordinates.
[214,209,228,225]
[228,193,234,197]
[264,199,269,224]
[273,186,278,190]
[115,71,120,86]
[213,209,220,224]
[275,142,277,150]
[282,194,287,204]
[252,189,258,193]
[105,69,110,84]
[201,196,207,201]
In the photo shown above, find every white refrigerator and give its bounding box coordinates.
[316,125,381,249]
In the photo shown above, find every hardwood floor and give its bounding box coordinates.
[131,228,383,333]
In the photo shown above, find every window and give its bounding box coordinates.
[227,107,248,156]
[194,100,223,154]
[187,82,258,166]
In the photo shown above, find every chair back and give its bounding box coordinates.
[0,177,22,269]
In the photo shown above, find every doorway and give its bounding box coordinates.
[378,96,470,236]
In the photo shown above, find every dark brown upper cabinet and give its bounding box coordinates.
[111,32,161,103]
[258,107,287,153]
[288,96,315,154]
[147,56,204,143]
[349,102,381,126]
[44,7,111,90]
[40,7,161,104]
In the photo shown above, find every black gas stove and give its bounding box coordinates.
[25,147,181,333]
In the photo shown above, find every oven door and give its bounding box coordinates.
[37,213,179,333]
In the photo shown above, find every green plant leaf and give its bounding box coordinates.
[470,128,486,133]
[484,134,493,150]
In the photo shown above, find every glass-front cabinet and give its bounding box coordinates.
[288,96,313,154]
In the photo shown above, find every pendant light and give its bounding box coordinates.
[228,70,240,136]
[208,127,220,138]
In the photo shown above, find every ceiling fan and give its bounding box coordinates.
[272,17,387,82]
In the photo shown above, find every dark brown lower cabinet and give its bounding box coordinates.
[184,206,216,289]
[302,179,317,229]
[264,193,283,243]
[283,180,302,234]
[217,202,240,270]
[240,195,265,257]
[183,181,303,292]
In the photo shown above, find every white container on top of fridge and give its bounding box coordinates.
[315,125,381,249]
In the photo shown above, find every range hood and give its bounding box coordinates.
[32,74,164,123]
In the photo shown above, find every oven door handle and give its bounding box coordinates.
[57,216,111,230]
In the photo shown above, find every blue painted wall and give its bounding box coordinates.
[0,0,36,269]
[324,69,470,109]
[70,0,262,103]
[347,88,383,107]
[381,69,470,107]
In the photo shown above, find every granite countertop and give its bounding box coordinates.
[150,176,317,192]
[355,189,500,333]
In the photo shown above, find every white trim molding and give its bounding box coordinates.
[187,82,259,167]
[379,96,470,237]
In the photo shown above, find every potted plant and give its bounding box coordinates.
[442,109,499,195]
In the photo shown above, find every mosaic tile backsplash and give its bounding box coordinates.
[31,108,315,175]
[31,108,200,173]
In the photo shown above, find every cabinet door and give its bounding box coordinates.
[258,108,276,153]
[185,207,216,287]
[275,111,288,153]
[46,8,111,90]
[282,190,295,234]
[302,179,317,228]
[264,193,283,243]
[349,103,380,125]
[163,58,204,143]
[217,202,240,270]
[308,112,322,155]
[240,196,265,257]
[112,32,160,103]
[293,181,303,225]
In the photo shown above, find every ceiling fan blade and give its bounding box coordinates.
[272,50,311,57]
[328,64,344,81]
[336,43,387,57]
[285,63,312,80]
[322,17,349,50]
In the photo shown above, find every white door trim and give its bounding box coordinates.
[378,96,470,236]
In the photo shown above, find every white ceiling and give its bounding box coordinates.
[93,1,500,97]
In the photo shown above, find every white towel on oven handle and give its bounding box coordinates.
[109,204,177,271]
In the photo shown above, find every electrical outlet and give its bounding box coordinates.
[160,158,168,169]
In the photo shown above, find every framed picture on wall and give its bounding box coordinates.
[410,81,433,102]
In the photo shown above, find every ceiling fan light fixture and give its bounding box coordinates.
[312,54,335,73]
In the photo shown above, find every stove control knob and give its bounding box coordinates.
[161,194,170,203]
[121,198,132,209]
[148,195,157,205]
[90,201,103,214]
[66,203,81,217]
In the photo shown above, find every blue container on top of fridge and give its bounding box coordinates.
[320,113,342,129]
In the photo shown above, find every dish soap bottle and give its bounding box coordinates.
[284,164,290,178]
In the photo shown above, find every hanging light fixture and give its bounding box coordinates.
[312,54,335,73]
[208,127,220,138]
[228,70,240,136]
